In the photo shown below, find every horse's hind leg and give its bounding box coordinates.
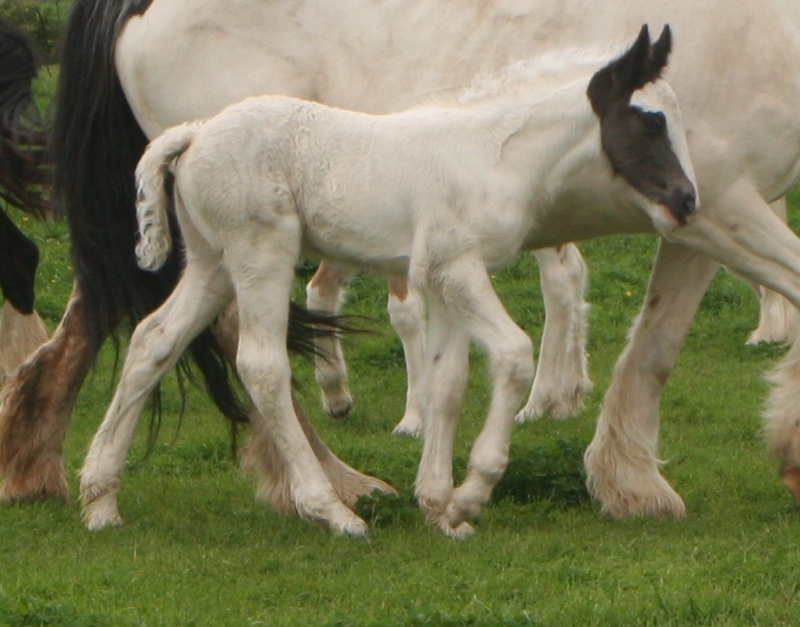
[306,260,354,417]
[388,277,426,437]
[0,210,49,384]
[230,217,367,536]
[517,244,592,422]
[213,303,396,514]
[0,301,48,385]
[584,240,718,518]
[80,260,233,529]
[745,198,797,345]
[0,282,97,501]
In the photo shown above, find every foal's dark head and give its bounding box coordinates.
[587,25,696,226]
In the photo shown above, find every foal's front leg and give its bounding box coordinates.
[415,299,472,538]
[745,198,797,345]
[80,261,233,529]
[417,257,534,534]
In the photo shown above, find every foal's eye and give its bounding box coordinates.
[640,111,667,136]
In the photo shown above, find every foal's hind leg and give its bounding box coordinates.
[306,260,355,417]
[517,245,592,422]
[213,303,396,514]
[80,260,233,529]
[230,227,367,536]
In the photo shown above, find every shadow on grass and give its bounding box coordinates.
[355,438,589,529]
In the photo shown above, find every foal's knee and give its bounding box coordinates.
[387,288,424,335]
[492,332,535,395]
[236,344,291,402]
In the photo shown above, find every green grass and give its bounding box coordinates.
[1,76,800,625]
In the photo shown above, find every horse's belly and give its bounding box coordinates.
[301,204,413,274]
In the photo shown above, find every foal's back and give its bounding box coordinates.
[176,95,524,273]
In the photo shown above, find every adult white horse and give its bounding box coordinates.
[82,27,696,536]
[3,0,800,520]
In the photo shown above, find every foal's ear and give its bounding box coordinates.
[587,24,673,117]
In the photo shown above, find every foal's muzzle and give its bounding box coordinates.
[663,185,697,226]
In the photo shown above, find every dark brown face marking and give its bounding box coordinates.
[587,25,697,226]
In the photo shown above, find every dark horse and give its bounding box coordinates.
[0,18,50,384]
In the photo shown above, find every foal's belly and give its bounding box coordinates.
[300,205,414,276]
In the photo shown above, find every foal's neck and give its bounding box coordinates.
[489,80,600,192]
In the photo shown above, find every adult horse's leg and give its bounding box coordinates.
[213,303,396,514]
[745,198,796,345]
[0,302,48,385]
[0,210,48,384]
[305,260,354,417]
[584,240,719,518]
[388,277,426,437]
[307,262,428,436]
[0,283,98,500]
[765,332,800,503]
[517,244,592,422]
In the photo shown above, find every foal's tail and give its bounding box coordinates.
[134,123,201,272]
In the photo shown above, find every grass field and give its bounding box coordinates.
[1,65,799,627]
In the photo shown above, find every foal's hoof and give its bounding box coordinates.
[320,509,368,538]
[419,497,475,539]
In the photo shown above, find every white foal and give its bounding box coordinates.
[81,26,698,536]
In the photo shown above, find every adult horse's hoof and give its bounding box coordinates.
[780,464,800,506]
[0,460,70,502]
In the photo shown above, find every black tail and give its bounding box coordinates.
[0,17,50,216]
[51,0,348,427]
